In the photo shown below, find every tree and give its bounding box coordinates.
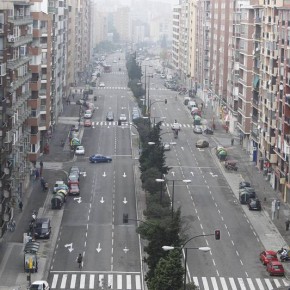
[148,249,184,290]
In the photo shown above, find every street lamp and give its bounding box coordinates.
[156,178,165,203]
[156,178,191,219]
[163,233,215,290]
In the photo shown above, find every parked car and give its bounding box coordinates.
[84,110,92,119]
[106,111,114,121]
[70,166,80,176]
[260,250,278,265]
[196,139,209,148]
[30,280,50,290]
[119,114,127,122]
[193,125,203,134]
[34,218,51,239]
[239,181,251,189]
[248,198,261,211]
[266,261,285,276]
[204,127,214,135]
[89,154,112,163]
[239,187,256,204]
[160,74,166,79]
[163,142,171,151]
[84,119,92,127]
[75,145,85,155]
[53,185,69,195]
[68,174,79,185]
[69,184,80,196]
[53,181,66,193]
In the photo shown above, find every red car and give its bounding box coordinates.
[260,250,278,265]
[68,174,79,186]
[69,184,80,196]
[84,119,92,127]
[266,261,285,276]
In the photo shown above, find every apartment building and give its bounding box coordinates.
[172,4,181,69]
[114,6,131,43]
[0,0,32,237]
[194,0,210,94]
[29,0,53,160]
[179,0,189,82]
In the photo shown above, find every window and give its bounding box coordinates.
[0,13,4,33]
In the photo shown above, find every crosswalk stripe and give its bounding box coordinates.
[51,274,58,288]
[60,274,67,289]
[89,274,94,289]
[193,276,199,287]
[283,279,290,286]
[127,274,132,289]
[135,274,141,289]
[80,274,85,289]
[273,279,281,287]
[265,278,273,290]
[117,274,122,289]
[220,277,228,290]
[70,274,76,288]
[202,277,210,290]
[238,277,247,290]
[247,277,256,290]
[229,277,237,290]
[108,274,113,288]
[256,278,265,290]
[211,277,218,289]
[99,274,104,287]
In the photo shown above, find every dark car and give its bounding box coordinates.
[239,187,256,204]
[204,127,214,135]
[248,198,261,211]
[89,154,112,163]
[106,111,114,121]
[239,181,251,189]
[34,218,51,239]
[196,139,209,148]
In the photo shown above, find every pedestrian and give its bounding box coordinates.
[35,168,40,180]
[286,219,290,231]
[19,201,23,212]
[231,138,234,146]
[76,253,83,269]
[39,161,43,176]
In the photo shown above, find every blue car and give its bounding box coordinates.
[89,154,112,163]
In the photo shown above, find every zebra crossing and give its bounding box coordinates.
[97,86,169,91]
[49,272,142,289]
[192,276,290,290]
[88,121,196,129]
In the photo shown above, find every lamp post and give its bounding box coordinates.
[156,177,191,219]
[163,233,215,290]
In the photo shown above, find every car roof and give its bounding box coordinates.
[265,250,277,255]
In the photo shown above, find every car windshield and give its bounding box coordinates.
[267,254,276,258]
[30,285,45,290]
[36,222,48,229]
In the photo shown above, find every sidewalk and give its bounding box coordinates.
[0,101,80,289]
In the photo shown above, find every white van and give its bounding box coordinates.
[187,101,197,110]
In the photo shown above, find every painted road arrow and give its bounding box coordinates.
[123,172,126,178]
[74,197,82,203]
[102,172,106,177]
[64,243,74,252]
[96,243,102,253]
[100,197,105,203]
[209,172,218,177]
[123,246,129,253]
[190,172,194,176]
[171,171,175,177]
[123,197,128,204]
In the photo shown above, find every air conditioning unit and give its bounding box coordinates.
[7,35,15,42]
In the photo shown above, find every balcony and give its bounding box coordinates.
[8,16,33,26]
[7,72,32,93]
[30,131,40,144]
[7,55,31,70]
[7,34,33,48]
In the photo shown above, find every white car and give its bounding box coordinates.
[84,110,92,119]
[99,82,105,87]
[75,145,85,155]
[163,142,171,151]
[171,122,181,131]
[119,114,127,122]
[53,181,65,193]
[30,280,50,290]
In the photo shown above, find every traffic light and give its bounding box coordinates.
[165,99,167,104]
[215,229,221,240]
[123,214,129,224]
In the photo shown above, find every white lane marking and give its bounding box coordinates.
[193,277,199,287]
[51,274,58,288]
[211,277,219,289]
[89,274,94,289]
[247,278,256,290]
[80,274,85,289]
[202,277,210,290]
[70,274,76,288]
[60,274,67,288]
[135,274,141,289]
[229,277,238,290]
[126,274,132,289]
[256,278,265,290]
[265,279,273,290]
[117,274,122,289]
[237,278,247,290]
[220,277,228,289]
